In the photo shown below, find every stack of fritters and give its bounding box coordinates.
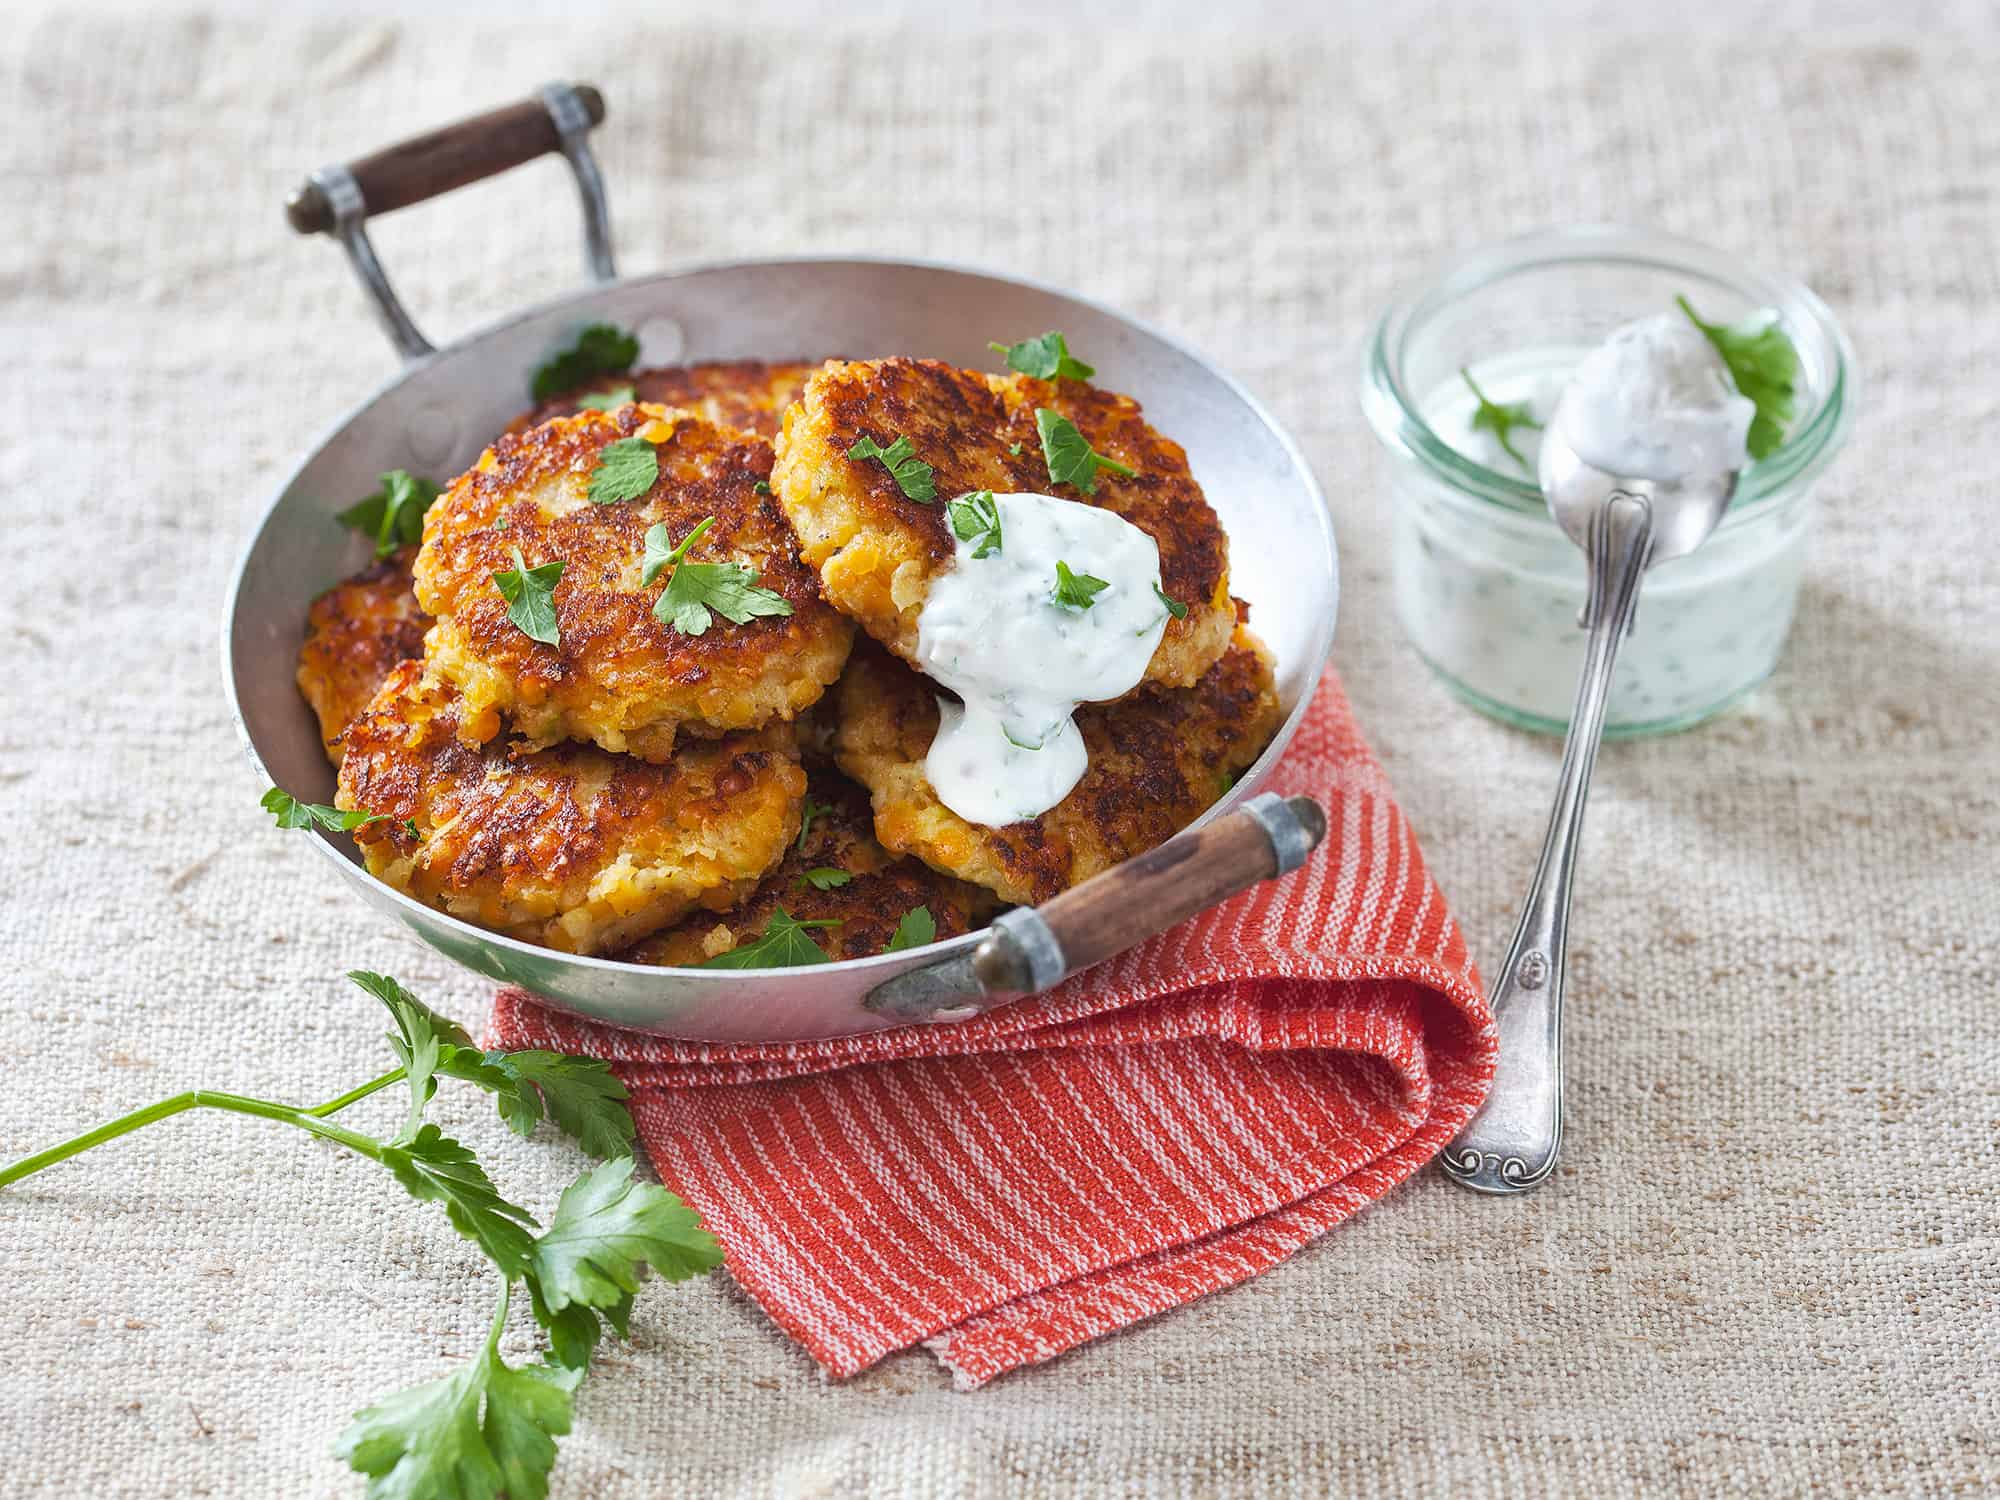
[294,353,1282,965]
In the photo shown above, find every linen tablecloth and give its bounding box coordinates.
[2,3,1994,1495]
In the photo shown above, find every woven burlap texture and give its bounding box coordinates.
[1,6,1994,1497]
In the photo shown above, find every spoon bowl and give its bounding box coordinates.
[1537,392,1740,565]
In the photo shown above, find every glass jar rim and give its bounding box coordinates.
[1360,224,1859,520]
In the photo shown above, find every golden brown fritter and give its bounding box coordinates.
[834,620,1282,906]
[513,360,821,439]
[295,546,430,765]
[336,661,807,955]
[622,769,998,966]
[770,357,1234,691]
[414,404,854,761]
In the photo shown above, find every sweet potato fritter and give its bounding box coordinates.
[834,622,1282,906]
[414,404,853,761]
[622,769,997,966]
[295,547,429,765]
[770,358,1234,691]
[513,360,820,438]
[336,661,806,955]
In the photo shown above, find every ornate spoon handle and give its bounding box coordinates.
[1441,493,1654,1194]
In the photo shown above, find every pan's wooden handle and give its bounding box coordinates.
[972,793,1327,994]
[286,85,606,234]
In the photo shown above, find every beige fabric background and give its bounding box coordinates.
[2,3,1995,1496]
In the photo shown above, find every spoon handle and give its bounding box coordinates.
[1441,493,1654,1194]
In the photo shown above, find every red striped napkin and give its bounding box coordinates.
[490,668,1495,1387]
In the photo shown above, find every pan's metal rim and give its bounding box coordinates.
[220,251,1338,980]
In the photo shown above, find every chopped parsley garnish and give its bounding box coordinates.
[800,867,852,891]
[885,906,936,952]
[640,516,713,587]
[574,383,636,412]
[588,434,660,506]
[946,490,1003,559]
[1460,369,1541,473]
[492,546,565,646]
[1051,560,1110,611]
[336,469,440,559]
[1152,581,1188,620]
[402,818,423,842]
[647,522,793,638]
[531,322,640,401]
[988,331,1095,381]
[1035,408,1134,495]
[1677,295,1801,461]
[753,479,771,494]
[261,787,391,834]
[848,434,936,502]
[796,797,834,852]
[698,907,840,968]
[1008,442,1023,457]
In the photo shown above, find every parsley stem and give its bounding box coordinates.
[0,1071,405,1191]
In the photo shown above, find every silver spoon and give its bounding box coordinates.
[1438,400,1738,1194]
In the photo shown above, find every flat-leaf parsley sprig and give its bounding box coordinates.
[848,433,936,502]
[0,971,721,1500]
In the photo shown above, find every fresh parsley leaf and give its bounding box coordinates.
[1007,441,1023,457]
[946,490,1003,559]
[492,547,564,646]
[698,907,839,969]
[1460,368,1541,473]
[527,1157,722,1318]
[885,906,935,952]
[1051,560,1110,611]
[796,797,834,852]
[336,1291,572,1500]
[261,787,390,834]
[640,517,713,587]
[848,434,936,502]
[654,559,793,636]
[988,331,1095,381]
[800,867,851,891]
[379,1123,539,1280]
[1677,295,1801,461]
[587,435,660,507]
[753,479,771,495]
[453,1050,636,1162]
[336,470,442,560]
[573,384,636,412]
[531,323,640,402]
[402,818,424,842]
[1152,581,1188,620]
[347,971,478,1143]
[1035,408,1134,495]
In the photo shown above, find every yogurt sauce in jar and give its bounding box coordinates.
[915,491,1176,826]
[1363,228,1855,738]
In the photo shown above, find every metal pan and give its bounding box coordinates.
[224,85,1339,1042]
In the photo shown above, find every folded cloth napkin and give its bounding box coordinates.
[490,667,1495,1388]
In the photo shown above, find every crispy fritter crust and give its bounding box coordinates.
[295,547,430,765]
[414,404,853,760]
[834,619,1282,905]
[336,661,806,955]
[513,360,821,438]
[622,769,997,966]
[770,358,1234,690]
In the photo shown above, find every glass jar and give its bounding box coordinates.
[1360,226,1857,736]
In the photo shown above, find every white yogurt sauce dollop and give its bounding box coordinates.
[916,491,1173,826]
[1554,312,1754,481]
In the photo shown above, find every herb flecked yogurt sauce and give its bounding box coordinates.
[1408,307,1802,733]
[916,491,1174,826]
